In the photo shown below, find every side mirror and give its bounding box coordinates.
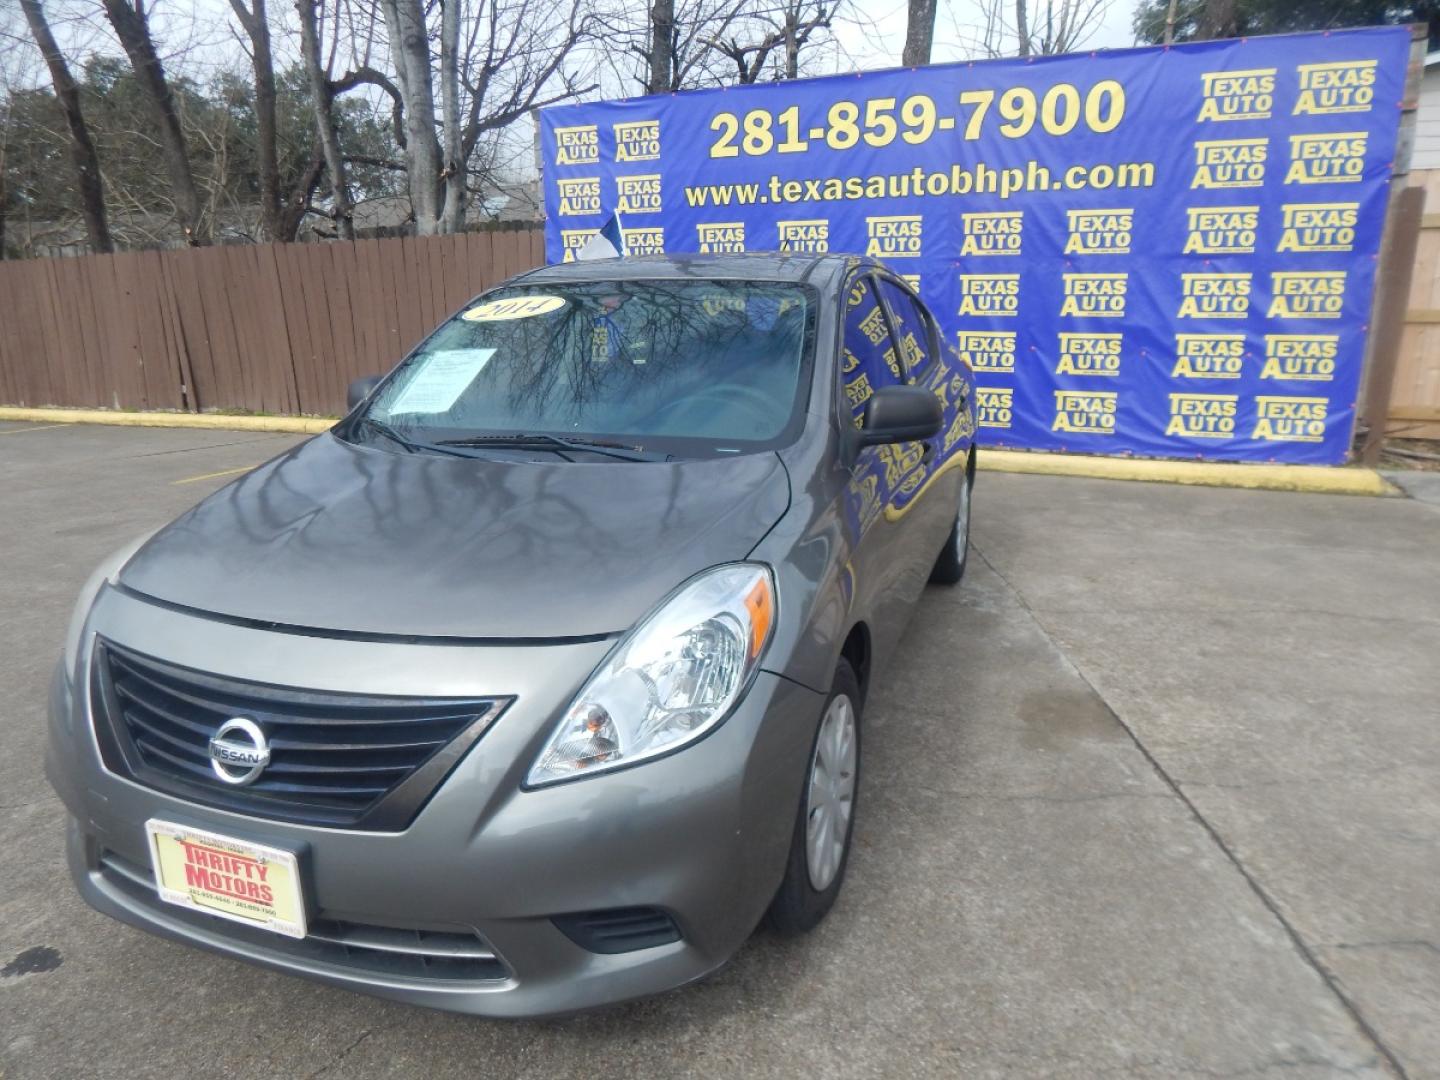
[859,385,943,446]
[347,375,383,411]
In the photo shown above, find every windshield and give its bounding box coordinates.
[352,279,814,459]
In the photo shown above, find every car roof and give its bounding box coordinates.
[511,252,876,291]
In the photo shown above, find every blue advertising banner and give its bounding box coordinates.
[540,28,1410,464]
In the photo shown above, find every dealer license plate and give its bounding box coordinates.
[145,819,306,939]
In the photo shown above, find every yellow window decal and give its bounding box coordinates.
[462,295,568,322]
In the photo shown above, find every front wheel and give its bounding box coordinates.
[767,660,862,936]
[929,455,974,586]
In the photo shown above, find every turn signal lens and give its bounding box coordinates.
[743,577,773,661]
[527,564,776,786]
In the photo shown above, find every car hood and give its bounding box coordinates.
[118,433,791,639]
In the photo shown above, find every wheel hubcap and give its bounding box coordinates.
[955,478,972,558]
[805,694,857,892]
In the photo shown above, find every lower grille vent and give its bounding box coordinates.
[552,907,682,954]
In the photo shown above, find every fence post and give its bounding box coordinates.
[1356,23,1428,466]
[1358,186,1426,465]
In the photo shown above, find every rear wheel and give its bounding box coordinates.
[929,455,974,586]
[767,661,861,936]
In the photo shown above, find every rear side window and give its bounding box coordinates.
[876,279,932,380]
[840,275,901,425]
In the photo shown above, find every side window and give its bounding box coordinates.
[841,274,902,425]
[876,278,933,380]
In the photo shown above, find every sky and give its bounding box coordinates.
[831,0,1140,72]
[9,0,1142,88]
[3,0,1143,187]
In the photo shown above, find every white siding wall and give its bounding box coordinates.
[1413,64,1440,170]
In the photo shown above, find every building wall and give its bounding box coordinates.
[1412,64,1440,170]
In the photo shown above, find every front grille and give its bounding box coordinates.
[97,849,508,983]
[91,639,509,830]
[552,907,682,954]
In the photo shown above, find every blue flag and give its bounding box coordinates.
[577,212,627,260]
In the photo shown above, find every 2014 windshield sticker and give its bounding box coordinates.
[463,295,568,321]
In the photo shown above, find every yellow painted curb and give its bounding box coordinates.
[0,407,332,435]
[0,407,1398,497]
[979,448,1398,497]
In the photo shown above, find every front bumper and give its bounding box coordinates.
[46,586,823,1017]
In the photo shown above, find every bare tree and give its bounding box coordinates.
[709,0,844,81]
[20,0,112,252]
[452,0,594,218]
[101,0,208,244]
[597,0,752,95]
[298,0,354,239]
[378,0,593,235]
[902,0,936,66]
[227,0,282,241]
[1026,0,1112,54]
[438,0,463,231]
[278,153,326,239]
[956,0,1111,58]
[331,65,407,157]
[0,95,10,259]
[648,0,675,92]
[379,0,443,232]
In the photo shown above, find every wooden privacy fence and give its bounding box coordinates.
[1396,168,1440,438]
[0,228,545,417]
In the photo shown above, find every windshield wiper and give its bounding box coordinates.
[357,415,422,453]
[355,416,476,460]
[435,433,668,462]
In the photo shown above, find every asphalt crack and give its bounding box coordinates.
[1175,764,1409,792]
[1016,606,1440,629]
[1115,1051,1383,1078]
[305,1029,372,1079]
[908,786,1170,805]
[1325,939,1440,957]
[972,542,1411,1080]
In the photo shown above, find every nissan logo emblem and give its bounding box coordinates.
[208,717,270,786]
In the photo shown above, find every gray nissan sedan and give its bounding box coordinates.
[46,253,976,1016]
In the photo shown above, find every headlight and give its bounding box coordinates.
[527,563,776,786]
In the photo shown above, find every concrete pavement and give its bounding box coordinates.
[0,421,1435,1079]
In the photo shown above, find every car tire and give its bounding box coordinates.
[928,452,975,586]
[767,660,862,936]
